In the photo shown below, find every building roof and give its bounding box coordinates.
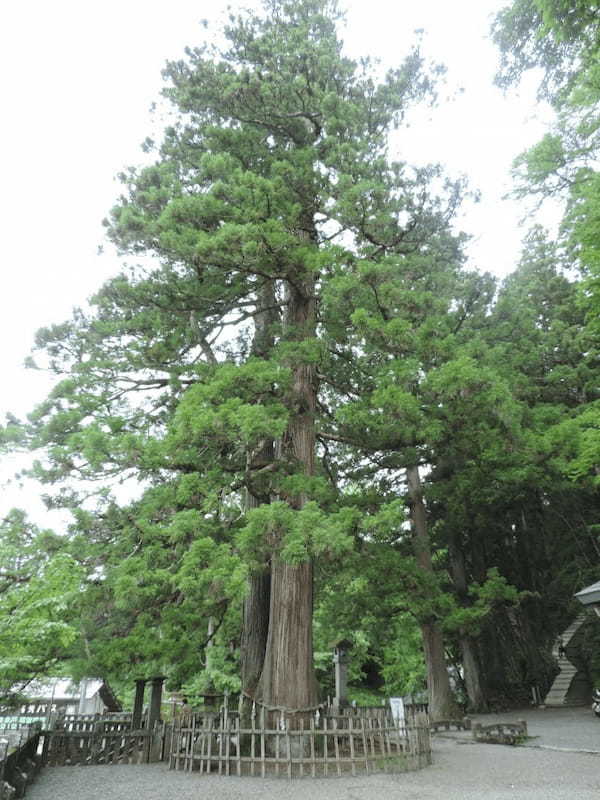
[22,678,103,702]
[574,580,600,606]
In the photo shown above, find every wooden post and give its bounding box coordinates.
[77,678,88,714]
[348,716,356,776]
[0,737,8,781]
[132,680,146,730]
[148,677,164,729]
[309,714,316,778]
[147,677,165,764]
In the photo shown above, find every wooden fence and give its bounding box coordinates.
[168,705,431,778]
[0,723,42,798]
[337,703,429,721]
[41,715,159,767]
[0,704,431,781]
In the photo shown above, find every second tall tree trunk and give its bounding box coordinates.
[407,465,461,721]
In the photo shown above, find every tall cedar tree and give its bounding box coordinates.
[319,219,492,715]
[105,0,445,711]
[7,0,467,712]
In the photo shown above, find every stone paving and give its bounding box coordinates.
[469,705,600,753]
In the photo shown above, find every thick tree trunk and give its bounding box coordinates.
[449,541,488,712]
[255,556,318,709]
[421,622,459,720]
[460,634,487,712]
[406,465,461,721]
[255,270,319,710]
[241,569,271,696]
[240,440,273,697]
[240,282,277,697]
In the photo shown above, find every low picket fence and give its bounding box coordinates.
[168,705,431,778]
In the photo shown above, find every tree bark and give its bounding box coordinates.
[240,437,273,697]
[255,556,318,709]
[449,541,488,711]
[240,282,277,697]
[255,265,319,710]
[420,621,460,720]
[460,634,487,712]
[406,465,461,720]
[241,569,271,696]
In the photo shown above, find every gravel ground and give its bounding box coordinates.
[26,708,600,800]
[469,706,600,753]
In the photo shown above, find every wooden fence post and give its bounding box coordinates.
[132,680,146,730]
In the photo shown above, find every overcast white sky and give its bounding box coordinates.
[0,0,555,524]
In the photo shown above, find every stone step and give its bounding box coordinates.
[550,683,573,692]
[545,701,578,707]
[553,612,589,657]
[562,613,589,641]
[545,665,577,706]
[547,684,571,693]
[544,613,591,706]
[550,671,576,682]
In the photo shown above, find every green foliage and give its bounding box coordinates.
[380,615,427,697]
[0,511,82,699]
[493,0,600,326]
[490,13,600,702]
[346,686,386,706]
[237,501,357,567]
[4,0,448,698]
[444,569,532,637]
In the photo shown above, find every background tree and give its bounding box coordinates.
[0,511,82,702]
[429,226,600,706]
[317,191,494,716]
[493,1,600,324]
[491,0,600,700]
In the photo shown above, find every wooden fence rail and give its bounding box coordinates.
[41,716,160,767]
[337,703,429,720]
[168,707,431,778]
[42,729,153,767]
